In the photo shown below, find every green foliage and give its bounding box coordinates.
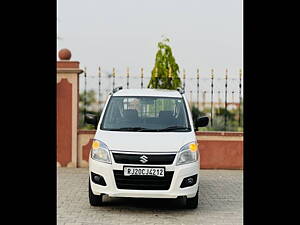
[191,105,206,124]
[148,38,181,89]
[215,107,235,121]
[79,90,101,129]
[196,106,243,132]
[79,90,97,109]
[80,123,96,130]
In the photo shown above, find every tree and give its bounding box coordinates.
[148,38,181,89]
[79,90,101,129]
[79,89,97,112]
[191,105,206,124]
[215,107,235,121]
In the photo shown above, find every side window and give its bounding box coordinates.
[105,99,123,124]
[123,98,141,117]
[156,99,176,115]
[174,99,183,118]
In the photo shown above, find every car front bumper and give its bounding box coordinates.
[89,157,200,199]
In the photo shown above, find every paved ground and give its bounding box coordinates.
[57,168,243,225]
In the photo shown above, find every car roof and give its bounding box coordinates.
[113,88,183,98]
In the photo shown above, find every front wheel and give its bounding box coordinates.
[89,179,103,206]
[186,190,198,209]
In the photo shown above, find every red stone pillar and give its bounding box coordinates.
[57,49,83,167]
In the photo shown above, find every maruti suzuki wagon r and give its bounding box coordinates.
[86,87,209,209]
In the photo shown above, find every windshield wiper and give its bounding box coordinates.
[107,127,158,132]
[106,126,190,132]
[157,126,191,132]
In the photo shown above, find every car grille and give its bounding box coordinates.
[113,170,174,190]
[112,152,176,165]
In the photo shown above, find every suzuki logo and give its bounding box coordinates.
[140,155,148,163]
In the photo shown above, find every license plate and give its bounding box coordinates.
[124,167,165,177]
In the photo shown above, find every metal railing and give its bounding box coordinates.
[79,67,243,131]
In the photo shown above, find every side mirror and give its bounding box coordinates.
[85,113,98,127]
[195,116,209,128]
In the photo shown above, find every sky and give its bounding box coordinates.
[57,0,243,102]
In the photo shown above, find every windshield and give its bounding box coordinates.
[100,96,191,132]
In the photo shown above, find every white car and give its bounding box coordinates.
[86,87,209,209]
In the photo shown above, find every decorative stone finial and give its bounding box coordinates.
[58,48,72,60]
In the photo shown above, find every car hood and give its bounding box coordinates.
[94,130,196,153]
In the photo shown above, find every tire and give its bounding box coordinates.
[89,179,103,206]
[186,190,198,209]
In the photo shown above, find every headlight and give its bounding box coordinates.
[176,142,199,165]
[91,139,111,164]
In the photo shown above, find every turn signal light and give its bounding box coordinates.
[189,143,198,152]
[92,140,100,149]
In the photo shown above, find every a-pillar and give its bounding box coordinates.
[57,48,83,167]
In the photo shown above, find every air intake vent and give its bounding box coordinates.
[112,153,176,165]
[113,170,174,190]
